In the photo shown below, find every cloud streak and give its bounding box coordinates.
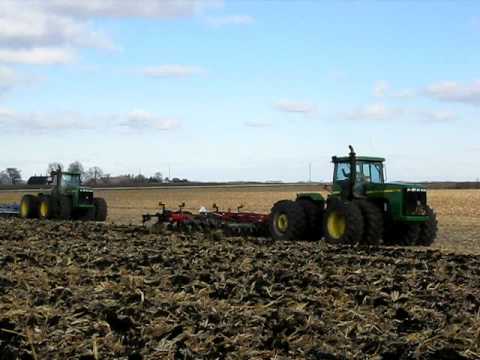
[0,109,180,132]
[274,100,316,115]
[122,110,180,130]
[424,81,480,106]
[244,121,271,128]
[143,65,206,78]
[206,15,255,27]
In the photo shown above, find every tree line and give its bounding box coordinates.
[0,161,189,186]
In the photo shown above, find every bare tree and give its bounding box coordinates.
[47,162,63,174]
[0,171,10,185]
[153,171,163,183]
[5,168,21,184]
[68,161,84,174]
[85,166,104,185]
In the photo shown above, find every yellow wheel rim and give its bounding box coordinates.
[276,214,288,232]
[40,201,49,218]
[327,211,346,239]
[20,201,29,218]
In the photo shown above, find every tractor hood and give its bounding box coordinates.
[376,182,427,192]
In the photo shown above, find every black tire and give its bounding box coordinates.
[385,223,420,246]
[58,196,72,220]
[324,199,364,245]
[269,200,307,241]
[296,199,324,241]
[77,207,95,221]
[356,201,384,245]
[94,197,108,221]
[20,195,39,219]
[417,206,438,246]
[38,196,56,220]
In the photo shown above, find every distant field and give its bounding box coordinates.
[1,186,479,254]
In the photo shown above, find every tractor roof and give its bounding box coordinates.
[332,156,385,163]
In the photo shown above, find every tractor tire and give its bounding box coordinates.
[20,195,39,219]
[296,199,324,241]
[94,197,108,221]
[269,200,307,241]
[77,207,95,221]
[58,196,72,220]
[417,206,438,246]
[38,196,56,220]
[385,223,420,246]
[356,200,384,246]
[324,199,364,245]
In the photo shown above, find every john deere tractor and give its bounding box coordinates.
[269,146,437,246]
[20,168,107,221]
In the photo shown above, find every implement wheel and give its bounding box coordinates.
[20,195,39,219]
[417,206,438,246]
[357,200,384,245]
[324,199,364,245]
[269,200,307,241]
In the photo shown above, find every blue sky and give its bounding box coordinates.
[0,0,479,182]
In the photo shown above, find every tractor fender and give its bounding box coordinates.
[296,193,325,207]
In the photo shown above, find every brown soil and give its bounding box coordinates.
[0,219,478,359]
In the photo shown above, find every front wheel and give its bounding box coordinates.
[417,206,438,246]
[324,199,364,245]
[94,197,108,221]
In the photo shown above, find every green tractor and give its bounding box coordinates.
[269,146,437,246]
[19,168,107,222]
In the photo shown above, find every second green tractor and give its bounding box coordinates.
[269,146,438,246]
[20,168,107,222]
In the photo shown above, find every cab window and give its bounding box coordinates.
[61,174,81,187]
[334,163,350,181]
[369,163,383,183]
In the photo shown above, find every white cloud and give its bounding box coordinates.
[373,80,415,99]
[0,108,181,132]
[424,81,480,106]
[373,81,390,97]
[244,121,271,128]
[344,103,403,121]
[0,2,114,53]
[0,66,17,92]
[0,106,15,118]
[274,100,316,115]
[206,15,255,27]
[39,0,221,19]
[421,110,456,122]
[143,65,206,78]
[0,110,92,131]
[0,0,220,65]
[123,110,180,130]
[0,47,75,65]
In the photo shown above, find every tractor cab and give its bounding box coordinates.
[59,172,81,188]
[332,155,385,198]
[331,146,386,199]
